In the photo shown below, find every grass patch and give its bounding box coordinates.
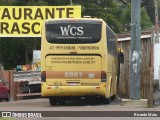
[0,118,14,120]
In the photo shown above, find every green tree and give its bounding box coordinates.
[0,0,13,5]
[121,5,152,32]
[0,0,154,69]
[141,7,153,29]
[0,0,43,69]
[27,0,48,6]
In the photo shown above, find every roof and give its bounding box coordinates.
[117,29,154,41]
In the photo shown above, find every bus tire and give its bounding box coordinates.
[101,97,110,104]
[111,95,116,101]
[104,98,110,104]
[49,97,58,105]
[58,98,66,105]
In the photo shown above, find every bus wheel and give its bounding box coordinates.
[102,97,110,104]
[58,98,66,105]
[111,95,116,101]
[49,97,58,105]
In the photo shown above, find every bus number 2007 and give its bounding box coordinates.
[64,72,83,78]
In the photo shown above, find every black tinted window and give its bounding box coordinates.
[107,26,116,56]
[45,20,102,44]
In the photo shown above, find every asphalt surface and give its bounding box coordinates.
[0,98,160,120]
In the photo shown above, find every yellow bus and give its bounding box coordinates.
[41,18,122,105]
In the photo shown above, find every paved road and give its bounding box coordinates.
[0,98,160,111]
[0,97,125,111]
[0,98,160,120]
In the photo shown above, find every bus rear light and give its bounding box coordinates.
[96,86,100,89]
[47,87,51,89]
[41,71,46,82]
[101,71,107,82]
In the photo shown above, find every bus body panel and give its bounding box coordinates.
[41,18,118,102]
[45,55,102,86]
[41,82,107,97]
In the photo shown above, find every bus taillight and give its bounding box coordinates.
[101,71,107,82]
[41,71,46,82]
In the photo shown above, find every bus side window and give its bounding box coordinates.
[118,49,124,63]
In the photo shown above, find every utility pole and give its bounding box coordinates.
[154,0,159,43]
[154,0,160,91]
[70,0,73,6]
[130,0,141,100]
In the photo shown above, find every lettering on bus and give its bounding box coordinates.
[60,25,84,36]
[64,72,83,78]
[56,46,76,50]
[49,46,76,50]
[49,45,99,50]
[51,56,96,64]
[82,83,99,86]
[45,22,101,43]
[79,46,99,50]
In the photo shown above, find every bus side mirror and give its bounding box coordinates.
[118,49,124,64]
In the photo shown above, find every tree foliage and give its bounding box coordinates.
[0,0,155,69]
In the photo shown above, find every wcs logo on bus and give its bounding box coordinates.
[60,25,84,36]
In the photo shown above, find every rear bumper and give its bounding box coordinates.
[41,82,107,97]
[0,94,7,99]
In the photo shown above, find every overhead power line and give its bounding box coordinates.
[119,0,129,6]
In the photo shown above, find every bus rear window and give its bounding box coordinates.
[45,21,102,44]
